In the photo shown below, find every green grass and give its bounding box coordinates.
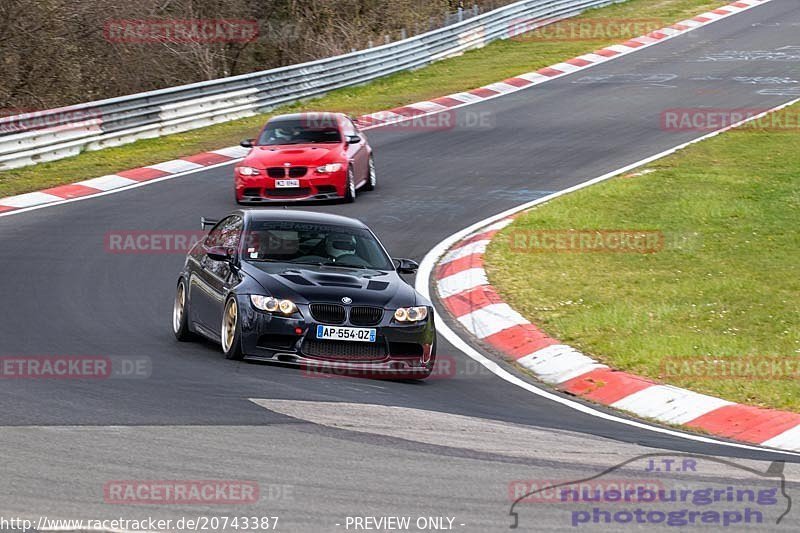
[0,0,721,197]
[485,103,800,412]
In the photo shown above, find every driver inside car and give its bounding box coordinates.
[325,233,357,262]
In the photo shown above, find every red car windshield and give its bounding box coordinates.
[257,119,342,145]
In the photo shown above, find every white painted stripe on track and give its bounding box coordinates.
[0,191,65,208]
[407,101,448,112]
[605,44,635,54]
[147,159,204,174]
[611,385,734,425]
[576,53,610,63]
[439,240,489,264]
[482,218,515,232]
[75,174,138,191]
[518,344,607,384]
[445,92,485,103]
[437,268,488,298]
[483,82,520,93]
[456,303,528,338]
[211,146,249,158]
[762,426,800,452]
[514,72,550,84]
[549,62,584,73]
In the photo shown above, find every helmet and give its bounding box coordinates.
[325,233,356,259]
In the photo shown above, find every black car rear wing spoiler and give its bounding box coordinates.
[200,217,219,230]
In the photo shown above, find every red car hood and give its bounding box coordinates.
[241,144,343,168]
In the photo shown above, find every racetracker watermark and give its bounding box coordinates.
[103,480,264,505]
[661,108,800,132]
[662,356,800,381]
[301,354,492,380]
[0,108,101,135]
[360,109,495,131]
[508,17,664,41]
[509,230,664,254]
[105,231,206,254]
[0,356,151,379]
[104,19,259,44]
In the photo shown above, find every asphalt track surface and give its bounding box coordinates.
[2,1,800,530]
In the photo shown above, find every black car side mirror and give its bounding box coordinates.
[207,246,234,262]
[200,217,219,230]
[240,138,255,148]
[346,135,361,144]
[394,258,419,274]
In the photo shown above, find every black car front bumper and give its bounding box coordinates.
[235,295,436,378]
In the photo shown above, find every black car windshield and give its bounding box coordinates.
[257,119,341,145]
[243,221,394,270]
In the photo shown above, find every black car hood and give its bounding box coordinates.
[241,262,425,308]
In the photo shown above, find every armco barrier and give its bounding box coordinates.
[0,0,622,170]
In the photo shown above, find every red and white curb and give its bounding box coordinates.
[433,220,800,453]
[0,0,771,217]
[0,146,249,214]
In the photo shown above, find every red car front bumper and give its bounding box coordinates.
[235,169,347,203]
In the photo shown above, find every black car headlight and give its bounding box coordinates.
[250,295,297,315]
[393,306,428,322]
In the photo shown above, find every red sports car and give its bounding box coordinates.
[234,112,376,204]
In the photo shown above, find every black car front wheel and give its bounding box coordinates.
[221,296,244,360]
[173,279,194,341]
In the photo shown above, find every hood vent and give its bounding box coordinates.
[367,280,390,291]
[318,281,361,288]
[280,274,314,286]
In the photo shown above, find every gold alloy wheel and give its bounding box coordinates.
[221,299,238,353]
[173,282,186,334]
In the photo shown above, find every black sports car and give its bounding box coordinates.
[172,209,436,379]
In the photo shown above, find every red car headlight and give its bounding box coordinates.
[315,163,343,174]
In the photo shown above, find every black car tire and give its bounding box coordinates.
[173,279,195,341]
[221,296,244,360]
[344,165,356,203]
[363,154,376,191]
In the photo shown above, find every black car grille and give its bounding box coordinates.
[266,187,311,197]
[309,303,346,324]
[288,166,307,178]
[266,166,308,178]
[301,339,386,361]
[349,306,383,326]
[243,187,261,196]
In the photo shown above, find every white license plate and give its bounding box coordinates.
[316,325,376,342]
[275,179,300,188]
